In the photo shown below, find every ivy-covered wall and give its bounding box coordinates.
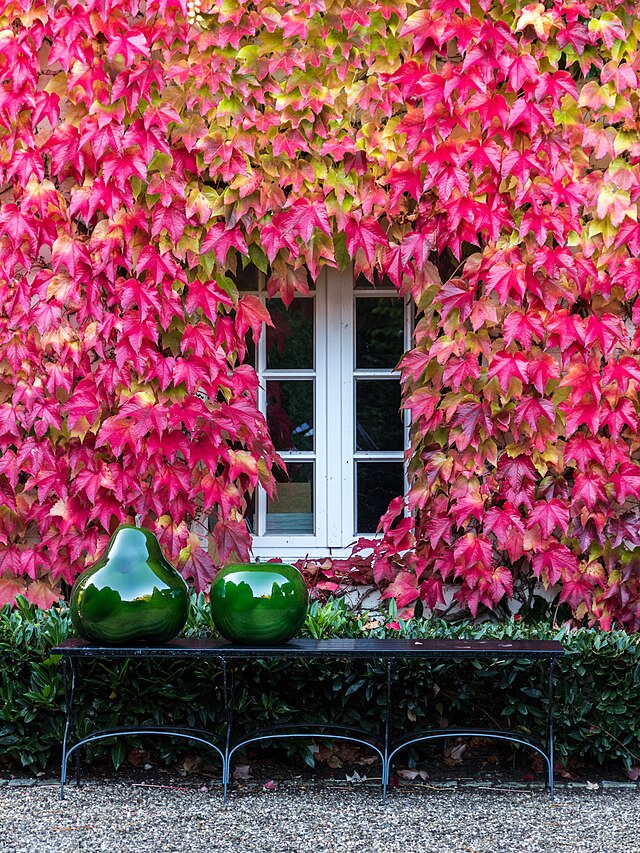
[1,0,640,629]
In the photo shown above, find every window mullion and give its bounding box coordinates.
[320,267,340,548]
[309,270,326,544]
[256,286,268,538]
[403,294,413,512]
[335,267,355,545]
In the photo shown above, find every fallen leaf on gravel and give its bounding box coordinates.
[263,779,277,791]
[586,781,599,790]
[625,767,640,781]
[345,771,367,783]
[397,768,429,781]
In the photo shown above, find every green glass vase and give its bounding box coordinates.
[70,524,190,644]
[210,563,308,644]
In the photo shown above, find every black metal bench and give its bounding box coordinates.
[53,637,565,801]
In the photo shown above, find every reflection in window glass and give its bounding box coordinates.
[266,380,314,451]
[356,462,404,533]
[356,297,405,369]
[266,298,314,370]
[355,380,403,451]
[267,462,314,534]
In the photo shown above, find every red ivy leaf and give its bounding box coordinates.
[611,463,640,503]
[382,571,419,608]
[235,295,273,343]
[0,574,26,607]
[180,532,215,592]
[24,579,62,610]
[504,311,546,348]
[345,218,389,266]
[453,532,493,572]
[487,351,529,391]
[438,278,475,322]
[201,223,248,264]
[213,519,251,564]
[528,499,570,538]
[532,544,578,586]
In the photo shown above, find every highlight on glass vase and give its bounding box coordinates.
[70,524,190,645]
[210,562,309,644]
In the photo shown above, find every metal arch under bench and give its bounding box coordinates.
[53,637,566,802]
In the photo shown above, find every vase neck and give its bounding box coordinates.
[106,527,157,565]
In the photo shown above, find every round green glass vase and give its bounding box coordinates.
[210,563,309,644]
[70,524,190,644]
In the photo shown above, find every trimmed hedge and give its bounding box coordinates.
[2,596,640,774]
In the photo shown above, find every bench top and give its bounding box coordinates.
[53,637,565,660]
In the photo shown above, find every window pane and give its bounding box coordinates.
[355,380,403,451]
[356,297,404,369]
[267,462,314,535]
[244,490,255,534]
[245,334,256,367]
[234,259,258,291]
[355,272,394,289]
[267,380,314,451]
[356,462,404,533]
[267,298,314,369]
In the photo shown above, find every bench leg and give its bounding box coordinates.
[547,659,555,800]
[381,660,393,805]
[222,660,235,805]
[75,746,82,788]
[59,658,76,801]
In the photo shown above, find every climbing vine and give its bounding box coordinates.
[0,0,639,629]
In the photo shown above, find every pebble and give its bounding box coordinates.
[0,779,639,852]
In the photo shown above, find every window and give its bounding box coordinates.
[242,265,412,560]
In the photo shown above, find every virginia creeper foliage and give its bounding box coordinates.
[1,0,639,629]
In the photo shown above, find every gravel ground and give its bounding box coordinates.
[0,780,639,853]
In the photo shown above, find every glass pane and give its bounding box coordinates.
[355,272,394,289]
[355,380,403,451]
[245,334,256,367]
[356,297,404,369]
[267,380,314,451]
[356,462,404,533]
[234,258,258,291]
[266,298,314,369]
[267,462,314,535]
[244,491,255,534]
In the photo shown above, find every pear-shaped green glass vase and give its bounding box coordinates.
[70,524,190,644]
[210,563,308,644]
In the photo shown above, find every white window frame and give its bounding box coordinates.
[249,266,412,561]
